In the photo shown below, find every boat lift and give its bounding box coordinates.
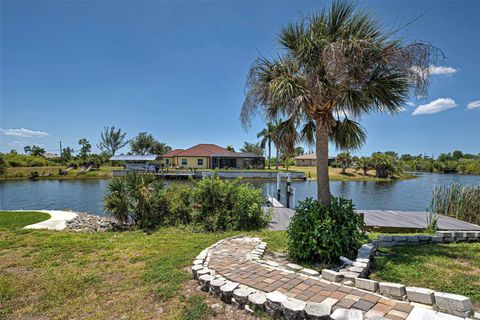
[267,172,296,209]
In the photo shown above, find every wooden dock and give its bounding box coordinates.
[266,207,480,232]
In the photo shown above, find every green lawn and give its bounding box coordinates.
[370,243,480,308]
[0,211,51,229]
[0,211,283,319]
[2,211,478,318]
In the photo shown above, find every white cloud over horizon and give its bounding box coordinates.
[0,128,49,138]
[412,98,457,115]
[466,100,480,110]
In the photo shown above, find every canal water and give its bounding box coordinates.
[1,173,479,216]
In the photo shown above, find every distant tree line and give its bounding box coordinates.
[0,126,172,172]
[330,150,480,177]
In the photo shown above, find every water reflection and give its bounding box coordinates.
[1,173,479,215]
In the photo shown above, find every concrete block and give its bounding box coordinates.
[265,291,288,314]
[301,268,320,276]
[209,278,226,295]
[331,308,364,320]
[220,281,239,303]
[198,274,215,292]
[434,292,473,312]
[418,235,432,242]
[406,287,435,305]
[247,292,266,311]
[339,271,360,281]
[282,297,306,320]
[304,301,331,320]
[321,269,344,282]
[233,287,256,305]
[355,278,379,292]
[378,236,393,242]
[407,236,419,243]
[286,263,303,271]
[379,282,406,299]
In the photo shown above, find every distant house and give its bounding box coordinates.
[294,153,335,166]
[110,155,159,171]
[160,144,264,169]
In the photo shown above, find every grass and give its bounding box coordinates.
[369,242,480,308]
[288,166,417,182]
[1,166,123,180]
[0,211,283,319]
[0,211,51,229]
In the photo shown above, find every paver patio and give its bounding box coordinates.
[200,237,475,320]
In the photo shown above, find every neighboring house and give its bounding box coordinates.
[294,153,335,166]
[110,155,159,171]
[160,144,264,169]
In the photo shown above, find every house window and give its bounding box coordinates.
[181,159,188,166]
[197,159,204,165]
[165,159,170,165]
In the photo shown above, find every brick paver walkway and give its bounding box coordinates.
[205,237,426,320]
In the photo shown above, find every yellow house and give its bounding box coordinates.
[160,144,265,169]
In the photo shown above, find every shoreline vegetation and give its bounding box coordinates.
[0,165,418,182]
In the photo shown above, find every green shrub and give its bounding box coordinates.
[160,183,193,226]
[0,154,7,175]
[104,172,165,229]
[192,173,271,231]
[287,197,365,263]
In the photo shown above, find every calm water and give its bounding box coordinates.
[1,173,479,215]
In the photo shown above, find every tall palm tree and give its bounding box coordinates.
[241,1,440,205]
[257,122,277,169]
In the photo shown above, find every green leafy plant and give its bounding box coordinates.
[159,183,193,226]
[287,197,365,263]
[104,171,165,229]
[192,172,271,231]
[0,154,7,175]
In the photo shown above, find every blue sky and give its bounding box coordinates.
[1,0,479,157]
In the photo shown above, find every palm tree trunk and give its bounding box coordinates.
[315,120,331,205]
[267,139,271,169]
[275,145,279,170]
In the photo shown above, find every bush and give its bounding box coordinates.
[192,173,271,231]
[287,197,365,263]
[0,154,7,175]
[159,183,193,226]
[104,172,165,229]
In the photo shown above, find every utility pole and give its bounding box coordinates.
[59,141,62,158]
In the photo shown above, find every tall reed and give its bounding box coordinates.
[431,183,480,225]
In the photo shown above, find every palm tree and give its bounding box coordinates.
[336,152,351,174]
[240,141,264,155]
[257,122,277,169]
[355,156,372,176]
[241,1,440,205]
[104,172,165,228]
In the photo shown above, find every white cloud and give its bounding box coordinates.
[412,98,457,115]
[406,102,417,107]
[466,100,480,110]
[429,66,457,75]
[398,107,407,112]
[0,128,49,137]
[411,65,457,77]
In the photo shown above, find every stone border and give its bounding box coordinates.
[321,231,480,318]
[192,236,479,320]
